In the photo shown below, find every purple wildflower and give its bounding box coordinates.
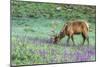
[38,49,48,56]
[75,52,89,61]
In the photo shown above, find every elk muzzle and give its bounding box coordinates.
[52,36,59,44]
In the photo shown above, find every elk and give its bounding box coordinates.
[52,20,89,45]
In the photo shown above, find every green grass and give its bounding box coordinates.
[11,17,96,66]
[11,1,96,66]
[11,17,95,44]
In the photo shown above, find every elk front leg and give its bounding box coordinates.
[82,37,86,45]
[67,36,70,46]
[71,36,75,46]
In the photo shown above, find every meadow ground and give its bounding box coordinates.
[11,17,96,66]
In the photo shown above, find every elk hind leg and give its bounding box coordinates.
[82,33,86,45]
[83,32,89,45]
[86,36,89,45]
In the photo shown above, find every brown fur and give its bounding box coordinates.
[53,20,89,45]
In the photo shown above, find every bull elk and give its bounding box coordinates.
[52,20,89,45]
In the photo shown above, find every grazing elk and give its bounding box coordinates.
[52,20,89,45]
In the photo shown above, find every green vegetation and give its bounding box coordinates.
[11,1,96,22]
[11,1,96,66]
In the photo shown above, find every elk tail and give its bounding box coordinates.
[84,21,89,31]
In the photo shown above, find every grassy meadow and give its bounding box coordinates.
[11,1,96,66]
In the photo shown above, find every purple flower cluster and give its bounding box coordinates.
[38,49,48,56]
[75,47,95,61]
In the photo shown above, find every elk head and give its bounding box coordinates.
[52,31,65,44]
[52,35,59,44]
[50,21,59,44]
[50,21,66,44]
